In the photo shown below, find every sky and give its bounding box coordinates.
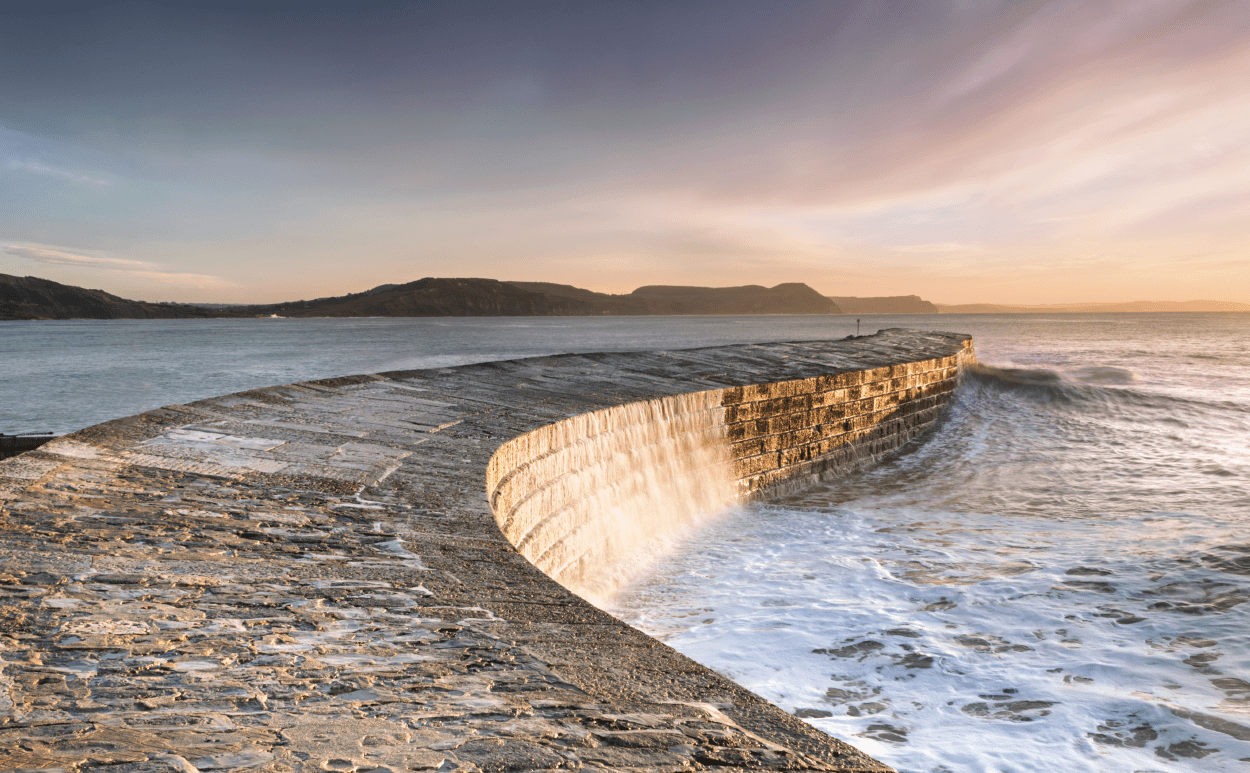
[1,0,1248,305]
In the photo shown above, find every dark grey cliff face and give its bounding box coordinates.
[0,330,970,773]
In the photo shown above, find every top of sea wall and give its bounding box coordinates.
[0,329,970,773]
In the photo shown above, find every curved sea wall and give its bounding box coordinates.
[0,329,970,773]
[488,344,970,600]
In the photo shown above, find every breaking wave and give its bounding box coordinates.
[612,339,1250,772]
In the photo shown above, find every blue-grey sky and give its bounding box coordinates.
[2,0,1248,303]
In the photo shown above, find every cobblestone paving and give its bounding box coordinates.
[0,331,970,773]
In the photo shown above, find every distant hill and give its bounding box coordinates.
[938,300,1250,313]
[505,281,616,302]
[248,278,841,317]
[1,274,843,320]
[242,278,587,317]
[13,271,1238,320]
[0,273,224,320]
[826,295,939,314]
[629,283,839,314]
[503,281,841,315]
[504,281,655,314]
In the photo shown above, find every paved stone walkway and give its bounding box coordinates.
[0,330,970,773]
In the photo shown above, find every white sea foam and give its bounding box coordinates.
[612,503,1250,772]
[610,321,1250,773]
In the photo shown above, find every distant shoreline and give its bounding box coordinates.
[5,308,1250,322]
[4,272,1248,320]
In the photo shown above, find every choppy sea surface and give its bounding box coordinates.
[609,313,1250,772]
[5,313,1249,771]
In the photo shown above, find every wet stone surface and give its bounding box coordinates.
[0,331,970,773]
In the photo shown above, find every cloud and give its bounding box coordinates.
[6,159,111,187]
[5,243,232,288]
[6,244,158,270]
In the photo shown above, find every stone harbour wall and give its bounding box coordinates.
[0,329,971,773]
[488,346,970,597]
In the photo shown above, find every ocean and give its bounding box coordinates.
[3,315,871,436]
[608,314,1250,773]
[4,313,1248,772]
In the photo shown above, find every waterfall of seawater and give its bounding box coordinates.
[489,391,738,606]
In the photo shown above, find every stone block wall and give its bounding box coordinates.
[488,339,974,595]
[728,346,972,499]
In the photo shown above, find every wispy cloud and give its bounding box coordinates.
[7,244,157,270]
[5,243,232,288]
[6,159,111,187]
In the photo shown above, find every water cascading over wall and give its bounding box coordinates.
[488,340,975,600]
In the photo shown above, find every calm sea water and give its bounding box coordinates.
[5,313,1248,772]
[1,315,869,435]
